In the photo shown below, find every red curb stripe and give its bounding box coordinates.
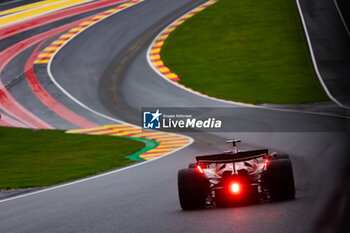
[156,145,183,149]
[42,50,57,53]
[170,77,180,81]
[151,58,162,62]
[0,82,52,129]
[38,52,54,55]
[75,128,109,134]
[152,46,162,49]
[0,40,54,129]
[37,56,52,60]
[168,25,179,29]
[0,0,129,40]
[0,9,110,129]
[67,124,191,161]
[51,41,66,45]
[106,125,136,130]
[141,151,169,155]
[158,142,188,146]
[149,0,219,83]
[102,129,140,135]
[0,111,29,128]
[156,138,190,142]
[26,40,98,128]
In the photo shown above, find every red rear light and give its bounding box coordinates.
[197,165,204,174]
[230,182,241,194]
[264,159,269,167]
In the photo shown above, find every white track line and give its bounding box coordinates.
[0,140,192,204]
[0,0,194,204]
[295,0,349,109]
[147,0,350,116]
[47,1,144,125]
[1,0,348,204]
[333,0,350,38]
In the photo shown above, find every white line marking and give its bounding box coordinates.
[333,0,350,38]
[295,0,349,109]
[1,0,348,204]
[0,137,193,204]
[47,1,145,124]
[147,0,350,115]
[0,0,193,205]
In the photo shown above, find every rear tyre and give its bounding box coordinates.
[271,152,289,159]
[178,168,210,210]
[263,154,295,201]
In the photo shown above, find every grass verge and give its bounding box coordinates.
[0,127,145,189]
[161,0,329,104]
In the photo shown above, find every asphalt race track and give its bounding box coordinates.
[297,0,350,108]
[0,0,349,232]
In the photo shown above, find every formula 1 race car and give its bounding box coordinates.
[177,140,295,210]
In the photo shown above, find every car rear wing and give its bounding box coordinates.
[196,149,268,163]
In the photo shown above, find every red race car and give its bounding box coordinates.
[178,140,295,210]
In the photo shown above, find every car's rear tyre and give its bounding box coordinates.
[271,152,289,159]
[263,154,295,201]
[178,168,210,210]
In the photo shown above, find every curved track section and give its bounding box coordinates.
[0,0,349,232]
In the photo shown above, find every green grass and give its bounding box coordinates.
[161,0,329,104]
[0,127,145,189]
